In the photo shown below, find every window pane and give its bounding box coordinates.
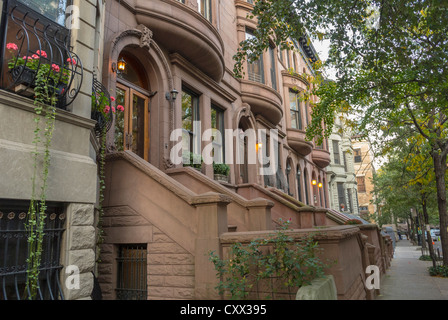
[115,88,126,151]
[211,106,224,163]
[333,140,340,164]
[18,0,69,26]
[246,30,264,84]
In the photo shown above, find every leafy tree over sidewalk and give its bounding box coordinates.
[233,0,448,266]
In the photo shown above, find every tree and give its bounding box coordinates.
[372,130,440,265]
[234,0,448,265]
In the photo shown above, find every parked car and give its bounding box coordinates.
[430,229,440,241]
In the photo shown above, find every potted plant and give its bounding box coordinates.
[182,151,203,171]
[6,43,72,101]
[213,162,230,182]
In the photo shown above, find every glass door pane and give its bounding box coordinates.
[131,92,145,158]
[115,87,127,152]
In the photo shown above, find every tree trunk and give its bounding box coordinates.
[432,151,448,266]
[421,193,437,268]
[418,208,427,249]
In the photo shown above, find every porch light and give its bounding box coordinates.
[112,57,127,74]
[166,89,179,101]
[117,57,127,72]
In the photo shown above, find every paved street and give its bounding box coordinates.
[376,239,448,300]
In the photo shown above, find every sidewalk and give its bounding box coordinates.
[376,239,448,300]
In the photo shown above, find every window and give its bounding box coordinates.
[211,105,225,163]
[18,0,70,26]
[343,151,348,171]
[357,176,366,193]
[348,188,353,213]
[297,167,303,202]
[269,45,277,91]
[289,90,302,130]
[332,140,340,164]
[354,149,362,163]
[182,88,200,154]
[0,200,66,300]
[116,244,147,300]
[304,170,310,205]
[246,29,264,84]
[177,0,211,21]
[337,182,346,211]
[197,0,212,21]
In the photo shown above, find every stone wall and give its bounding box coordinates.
[61,203,96,300]
[98,206,195,300]
[219,226,370,300]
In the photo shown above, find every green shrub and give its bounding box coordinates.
[182,151,203,169]
[209,219,329,300]
[213,162,230,176]
[428,265,448,278]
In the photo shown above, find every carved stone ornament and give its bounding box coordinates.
[241,103,251,118]
[136,24,153,50]
[163,156,175,170]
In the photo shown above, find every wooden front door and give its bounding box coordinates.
[116,83,150,161]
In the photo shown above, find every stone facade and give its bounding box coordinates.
[0,0,105,300]
[326,115,359,215]
[352,138,377,220]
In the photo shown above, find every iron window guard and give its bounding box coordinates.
[0,0,83,110]
[0,200,66,300]
[91,76,113,136]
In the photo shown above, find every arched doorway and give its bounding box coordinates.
[114,50,152,161]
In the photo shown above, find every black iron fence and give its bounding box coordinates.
[116,244,147,300]
[0,0,83,109]
[0,200,66,300]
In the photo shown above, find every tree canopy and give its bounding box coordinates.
[235,0,448,265]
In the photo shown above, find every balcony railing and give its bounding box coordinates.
[0,0,83,110]
[91,76,112,136]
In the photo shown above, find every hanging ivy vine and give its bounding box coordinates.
[25,62,58,299]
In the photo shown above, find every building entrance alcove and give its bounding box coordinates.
[114,51,151,161]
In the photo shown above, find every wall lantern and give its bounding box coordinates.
[112,57,127,74]
[286,163,291,175]
[312,179,317,186]
[318,182,323,188]
[256,142,263,152]
[165,89,179,101]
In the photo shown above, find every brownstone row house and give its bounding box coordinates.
[0,0,393,301]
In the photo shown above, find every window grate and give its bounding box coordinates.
[0,200,66,300]
[116,244,147,300]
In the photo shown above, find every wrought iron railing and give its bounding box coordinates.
[91,76,112,136]
[116,244,147,300]
[0,200,66,300]
[0,0,83,109]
